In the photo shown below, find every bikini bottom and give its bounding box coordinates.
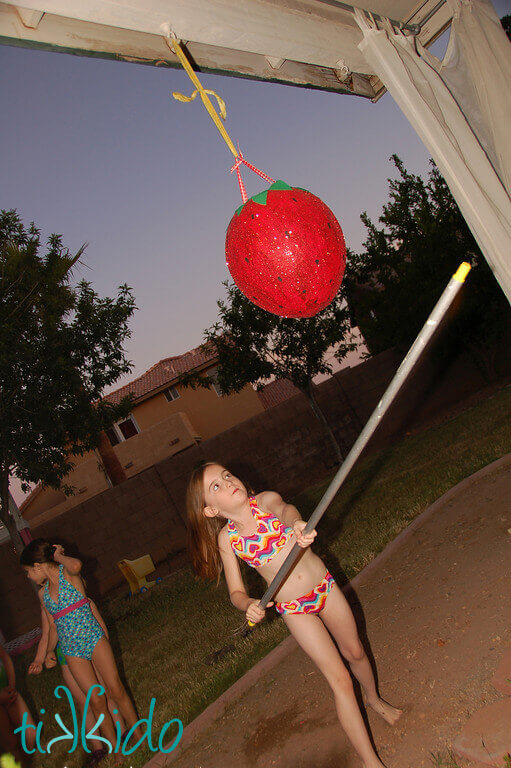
[275,571,334,615]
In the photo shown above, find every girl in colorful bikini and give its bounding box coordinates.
[21,539,140,757]
[187,463,402,768]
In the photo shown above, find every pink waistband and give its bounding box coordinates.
[53,597,89,620]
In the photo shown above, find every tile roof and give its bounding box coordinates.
[258,379,301,410]
[105,344,217,405]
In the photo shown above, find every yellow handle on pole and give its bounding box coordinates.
[453,262,471,283]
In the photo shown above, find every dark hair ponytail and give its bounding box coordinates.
[20,538,56,566]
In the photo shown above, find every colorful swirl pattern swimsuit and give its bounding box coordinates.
[227,496,293,567]
[43,565,104,660]
[274,571,335,615]
[227,496,335,615]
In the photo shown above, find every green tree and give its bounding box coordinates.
[180,281,356,464]
[501,14,510,39]
[345,156,510,375]
[0,210,136,550]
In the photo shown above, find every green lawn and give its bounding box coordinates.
[13,384,511,768]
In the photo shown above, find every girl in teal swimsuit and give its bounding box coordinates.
[21,539,141,757]
[187,463,402,768]
[29,600,126,765]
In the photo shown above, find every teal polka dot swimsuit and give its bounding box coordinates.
[43,564,104,660]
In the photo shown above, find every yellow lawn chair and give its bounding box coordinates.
[117,554,157,595]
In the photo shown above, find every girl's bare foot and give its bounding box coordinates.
[367,696,402,725]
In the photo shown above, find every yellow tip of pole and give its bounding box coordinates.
[248,621,255,628]
[452,262,471,283]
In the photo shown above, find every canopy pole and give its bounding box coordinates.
[249,262,471,625]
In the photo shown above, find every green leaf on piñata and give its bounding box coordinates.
[234,180,294,216]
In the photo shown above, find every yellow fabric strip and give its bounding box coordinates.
[172,88,227,120]
[165,35,238,158]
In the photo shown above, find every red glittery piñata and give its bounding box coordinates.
[225,181,346,318]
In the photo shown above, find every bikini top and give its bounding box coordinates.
[227,496,293,569]
[43,564,90,621]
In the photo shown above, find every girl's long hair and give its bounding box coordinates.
[20,538,56,566]
[186,462,226,582]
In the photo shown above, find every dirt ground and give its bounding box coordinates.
[152,456,511,768]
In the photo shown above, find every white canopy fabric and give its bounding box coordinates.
[355,2,511,304]
[438,0,511,192]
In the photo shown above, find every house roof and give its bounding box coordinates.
[105,344,217,405]
[258,379,301,410]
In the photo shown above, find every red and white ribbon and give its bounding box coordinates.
[230,148,275,202]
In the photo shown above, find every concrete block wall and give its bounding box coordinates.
[33,467,188,599]
[0,542,40,641]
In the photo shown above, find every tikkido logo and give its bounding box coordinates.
[15,684,183,756]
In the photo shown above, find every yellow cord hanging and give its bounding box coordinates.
[164,34,238,159]
[173,88,227,120]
